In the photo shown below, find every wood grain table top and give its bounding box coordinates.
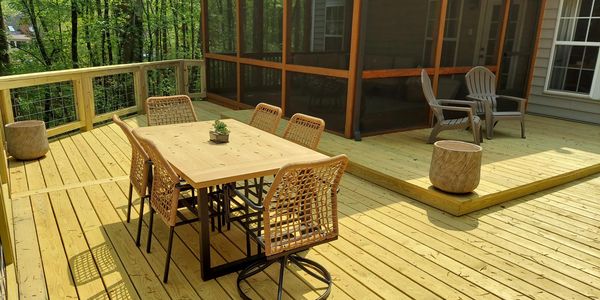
[133,119,328,188]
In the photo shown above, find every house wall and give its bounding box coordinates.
[528,0,600,124]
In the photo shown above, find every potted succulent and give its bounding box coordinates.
[209,120,230,143]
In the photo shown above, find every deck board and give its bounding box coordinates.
[221,109,600,215]
[6,101,600,299]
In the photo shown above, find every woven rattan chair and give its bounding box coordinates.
[132,131,201,283]
[232,155,349,300]
[465,66,526,139]
[249,103,282,134]
[112,115,151,247]
[282,113,325,150]
[420,70,481,145]
[146,95,198,126]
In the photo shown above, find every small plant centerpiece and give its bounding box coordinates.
[209,119,230,143]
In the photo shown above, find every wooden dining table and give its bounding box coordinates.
[132,119,328,280]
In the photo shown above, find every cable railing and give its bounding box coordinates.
[0,59,206,184]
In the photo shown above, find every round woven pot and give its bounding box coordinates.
[5,120,49,160]
[429,140,482,194]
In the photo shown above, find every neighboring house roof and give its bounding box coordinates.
[4,15,32,43]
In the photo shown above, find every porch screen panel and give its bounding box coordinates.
[364,0,440,70]
[207,0,237,55]
[287,0,353,70]
[207,59,237,100]
[440,0,504,67]
[286,72,347,133]
[359,0,438,133]
[498,0,542,98]
[242,0,283,62]
[360,77,430,133]
[241,65,282,107]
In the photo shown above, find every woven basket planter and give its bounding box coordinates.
[429,140,482,194]
[5,120,49,160]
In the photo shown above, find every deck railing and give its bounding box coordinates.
[0,59,206,184]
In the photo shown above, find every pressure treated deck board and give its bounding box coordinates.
[6,101,600,299]
[221,109,600,215]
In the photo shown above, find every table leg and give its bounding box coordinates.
[198,186,265,281]
[198,188,211,280]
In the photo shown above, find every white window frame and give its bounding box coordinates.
[545,0,600,100]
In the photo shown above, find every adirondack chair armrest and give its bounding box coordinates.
[431,104,475,116]
[497,95,526,103]
[437,99,477,111]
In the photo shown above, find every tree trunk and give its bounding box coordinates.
[96,0,105,64]
[0,0,10,75]
[84,1,97,66]
[103,0,113,64]
[71,0,79,68]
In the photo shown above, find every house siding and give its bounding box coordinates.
[528,0,600,124]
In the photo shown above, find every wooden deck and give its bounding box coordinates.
[222,109,600,215]
[5,101,600,299]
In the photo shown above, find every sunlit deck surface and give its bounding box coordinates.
[223,109,600,215]
[7,101,600,299]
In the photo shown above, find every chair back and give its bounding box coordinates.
[132,131,181,227]
[112,115,150,197]
[282,113,325,150]
[146,95,198,126]
[420,70,444,122]
[465,66,498,114]
[262,155,349,257]
[249,103,282,134]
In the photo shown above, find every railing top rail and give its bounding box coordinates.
[0,59,204,85]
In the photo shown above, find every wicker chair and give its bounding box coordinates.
[132,131,201,283]
[233,155,349,300]
[420,70,481,145]
[283,113,325,150]
[465,66,526,139]
[112,115,151,247]
[146,95,198,126]
[249,103,282,134]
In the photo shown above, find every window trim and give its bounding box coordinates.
[544,0,600,100]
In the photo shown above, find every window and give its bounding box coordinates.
[546,0,600,98]
[324,0,345,51]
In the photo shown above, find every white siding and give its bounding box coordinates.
[528,0,600,124]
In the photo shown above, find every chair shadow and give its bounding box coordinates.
[70,243,117,286]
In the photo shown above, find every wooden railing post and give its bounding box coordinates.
[74,76,94,131]
[176,60,186,95]
[0,89,14,126]
[200,60,207,98]
[0,90,12,184]
[134,66,148,114]
[182,60,190,96]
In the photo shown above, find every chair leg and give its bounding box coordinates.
[136,196,145,247]
[277,256,287,300]
[127,184,133,223]
[427,126,441,144]
[520,119,526,138]
[487,119,494,140]
[163,226,175,283]
[472,123,481,145]
[146,208,155,253]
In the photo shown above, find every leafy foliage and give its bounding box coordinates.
[212,119,230,135]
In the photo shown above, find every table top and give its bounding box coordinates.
[133,119,329,188]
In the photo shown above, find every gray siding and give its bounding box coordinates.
[528,0,600,124]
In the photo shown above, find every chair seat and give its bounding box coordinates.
[492,111,522,117]
[441,115,480,127]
